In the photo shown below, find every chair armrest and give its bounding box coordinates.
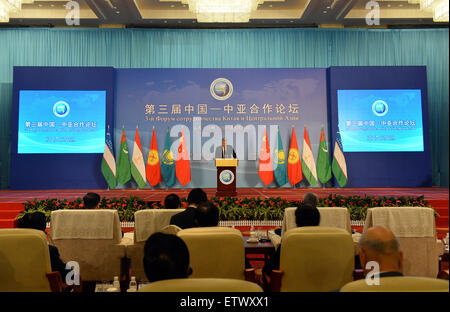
[437,270,449,280]
[244,268,255,283]
[270,270,283,292]
[436,239,444,257]
[353,269,365,281]
[46,271,63,292]
[269,234,281,250]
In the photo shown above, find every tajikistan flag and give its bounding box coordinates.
[101,126,117,189]
[332,131,348,187]
[301,126,318,186]
[131,126,147,189]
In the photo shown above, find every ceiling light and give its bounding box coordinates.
[408,0,448,22]
[177,0,283,23]
[0,0,34,23]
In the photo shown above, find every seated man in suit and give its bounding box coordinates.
[170,188,207,229]
[164,193,181,209]
[18,212,71,283]
[215,138,236,159]
[143,232,192,282]
[274,192,318,236]
[358,226,403,278]
[82,192,101,209]
[195,201,219,227]
[262,204,320,285]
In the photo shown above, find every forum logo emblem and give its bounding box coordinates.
[210,78,233,101]
[372,100,388,117]
[219,169,235,185]
[53,101,70,118]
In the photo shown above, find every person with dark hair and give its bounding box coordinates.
[302,192,319,209]
[82,192,101,209]
[195,201,219,227]
[262,204,321,285]
[273,192,319,236]
[170,188,207,229]
[143,232,192,282]
[17,212,71,283]
[164,193,181,209]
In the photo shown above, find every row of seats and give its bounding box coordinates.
[0,206,446,291]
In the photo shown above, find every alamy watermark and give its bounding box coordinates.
[366,1,380,26]
[65,1,80,26]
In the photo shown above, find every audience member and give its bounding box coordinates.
[195,201,219,227]
[274,192,318,236]
[164,193,181,209]
[17,212,71,282]
[170,188,207,229]
[82,192,101,209]
[262,204,320,281]
[143,232,192,282]
[359,226,403,278]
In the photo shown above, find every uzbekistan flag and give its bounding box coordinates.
[332,131,348,187]
[301,126,318,186]
[101,125,117,189]
[131,126,147,189]
[146,127,162,187]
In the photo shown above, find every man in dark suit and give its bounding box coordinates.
[215,138,236,159]
[170,188,207,229]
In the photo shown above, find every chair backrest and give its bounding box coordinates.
[48,209,125,281]
[363,207,438,278]
[282,207,351,236]
[340,276,449,292]
[139,278,263,292]
[279,226,354,292]
[134,209,184,243]
[177,227,245,280]
[0,229,52,292]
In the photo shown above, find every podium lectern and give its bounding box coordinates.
[215,158,238,197]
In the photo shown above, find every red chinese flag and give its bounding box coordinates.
[146,127,162,187]
[287,127,302,186]
[258,127,274,186]
[175,128,191,186]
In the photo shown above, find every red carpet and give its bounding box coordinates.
[1,187,448,236]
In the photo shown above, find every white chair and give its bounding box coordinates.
[341,276,449,292]
[126,209,184,281]
[361,207,444,278]
[48,209,126,282]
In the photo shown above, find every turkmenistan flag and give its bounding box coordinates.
[161,128,176,187]
[273,126,288,186]
[301,126,318,186]
[131,126,147,189]
[117,127,131,185]
[317,127,332,184]
[332,131,348,187]
[101,125,117,189]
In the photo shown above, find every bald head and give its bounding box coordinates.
[359,226,403,273]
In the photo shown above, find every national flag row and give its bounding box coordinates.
[258,126,348,187]
[101,125,348,189]
[101,126,190,189]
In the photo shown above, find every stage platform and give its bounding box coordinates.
[0,187,448,235]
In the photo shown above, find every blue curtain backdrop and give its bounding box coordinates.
[0,28,448,188]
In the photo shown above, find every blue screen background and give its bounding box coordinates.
[337,89,424,152]
[18,90,106,154]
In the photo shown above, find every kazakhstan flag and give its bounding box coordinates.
[161,128,176,187]
[274,127,288,186]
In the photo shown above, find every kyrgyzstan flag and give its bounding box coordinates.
[287,127,302,186]
[258,127,274,186]
[146,127,162,187]
[175,128,191,186]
